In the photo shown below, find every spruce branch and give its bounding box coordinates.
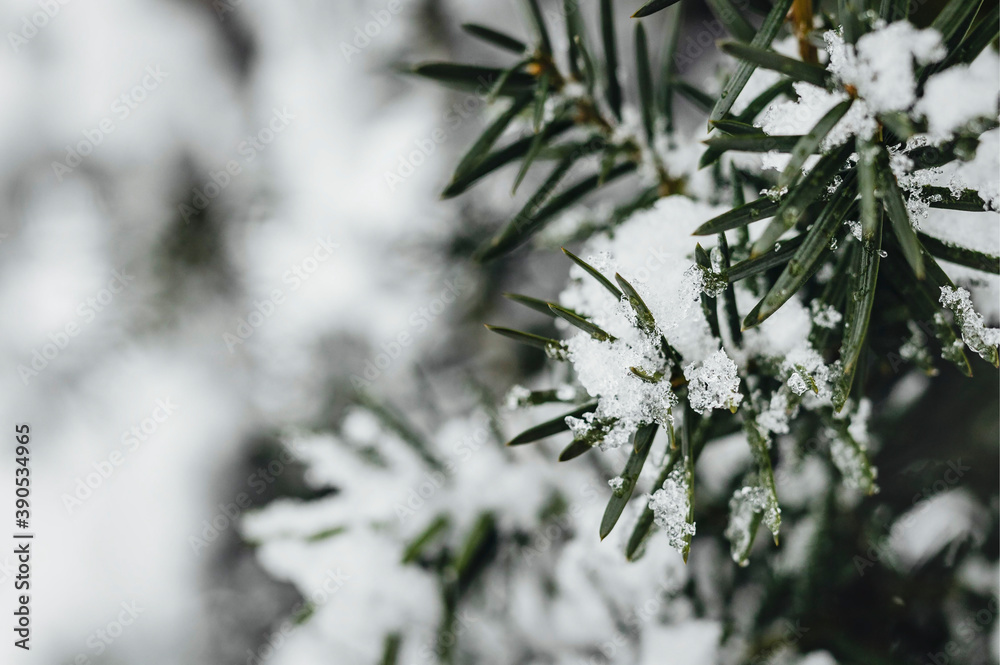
[410,0,1000,569]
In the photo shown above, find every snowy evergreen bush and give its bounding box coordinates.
[411,0,999,565]
[247,1,1000,663]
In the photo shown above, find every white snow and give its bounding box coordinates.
[889,490,988,571]
[639,620,722,665]
[940,285,1000,361]
[647,467,696,555]
[826,22,945,113]
[685,349,744,415]
[558,196,729,448]
[829,435,874,493]
[725,486,770,565]
[954,127,1000,210]
[810,301,843,329]
[918,49,1000,140]
[787,372,809,396]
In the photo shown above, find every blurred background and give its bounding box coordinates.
[0,0,491,661]
[0,1,996,664]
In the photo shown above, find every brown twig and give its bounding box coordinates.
[789,0,819,65]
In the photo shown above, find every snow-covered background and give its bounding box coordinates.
[0,1,996,664]
[0,0,492,661]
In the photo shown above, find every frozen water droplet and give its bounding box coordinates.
[710,246,724,273]
[608,476,626,496]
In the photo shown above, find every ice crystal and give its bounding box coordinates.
[710,246,725,274]
[787,372,808,396]
[725,486,769,566]
[566,412,635,451]
[847,220,863,241]
[647,467,695,555]
[783,344,835,400]
[829,434,877,494]
[685,349,743,415]
[940,286,1000,363]
[757,391,791,436]
[810,301,843,329]
[761,185,789,200]
[692,263,728,298]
